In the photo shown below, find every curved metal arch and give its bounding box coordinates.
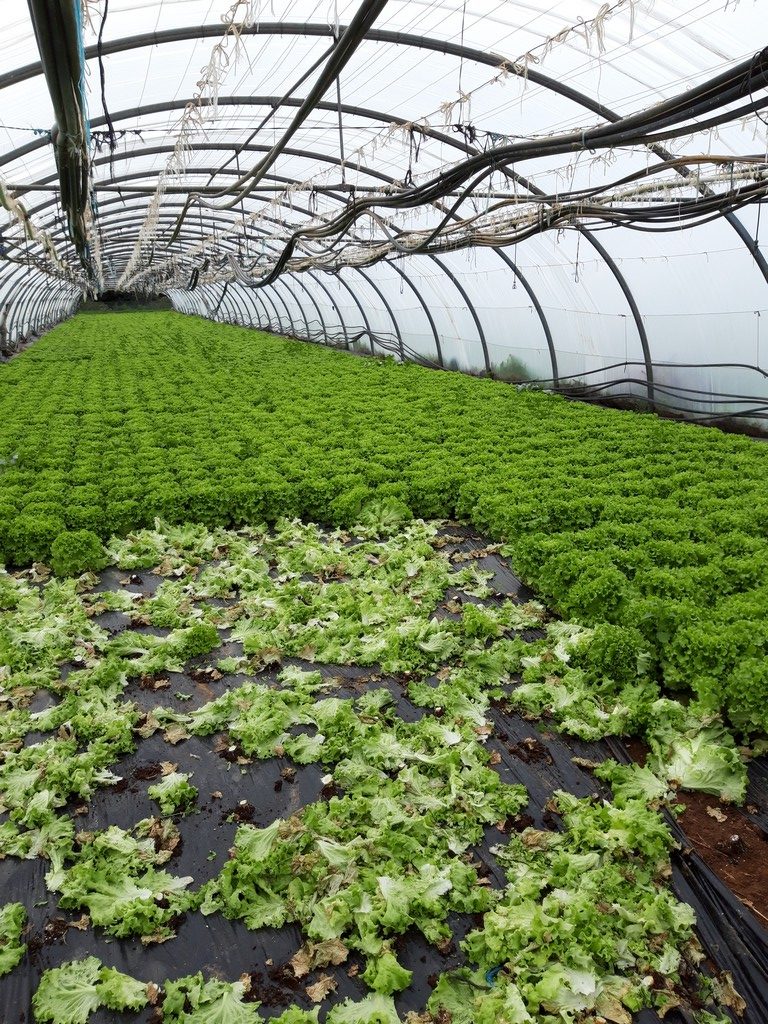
[166,288,188,314]
[204,281,244,325]
[4,274,41,338]
[246,287,280,331]
[0,264,44,320]
[21,158,471,374]
[32,187,311,262]
[381,262,444,367]
[193,283,217,318]
[0,263,71,343]
[210,275,281,330]
[39,193,471,376]
[254,280,288,333]
[246,281,284,332]
[231,282,266,327]
[579,233,654,404]
[176,289,199,315]
[2,18,764,286]
[322,270,375,355]
[93,223,462,378]
[19,147,477,375]
[43,179,467,372]
[0,23,635,134]
[0,261,69,309]
[354,267,404,360]
[26,191,512,392]
[275,276,312,336]
[186,291,208,318]
[219,286,262,329]
[45,212,294,272]
[16,277,70,339]
[17,144,412,209]
[302,270,353,349]
[198,288,220,319]
[32,287,58,332]
[429,255,491,374]
[211,282,231,318]
[3,101,666,392]
[15,278,51,337]
[278,274,327,340]
[272,275,313,338]
[487,249,557,385]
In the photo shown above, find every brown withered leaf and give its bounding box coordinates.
[291,939,349,977]
[305,975,337,1003]
[522,830,552,849]
[135,712,161,739]
[140,931,174,946]
[712,972,746,1014]
[309,939,347,970]
[163,725,190,745]
[594,994,632,1024]
[290,948,313,979]
[571,756,601,769]
[139,675,170,691]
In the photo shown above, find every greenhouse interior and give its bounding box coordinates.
[0,1,768,1022]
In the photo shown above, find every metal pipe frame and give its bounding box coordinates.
[1,12,758,396]
[11,137,556,380]
[1,17,763,288]
[354,267,405,360]
[429,255,491,373]
[271,277,312,338]
[279,274,327,340]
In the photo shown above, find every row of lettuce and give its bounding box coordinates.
[0,311,765,730]
[0,519,740,1023]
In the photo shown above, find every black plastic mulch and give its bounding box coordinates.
[1,529,767,1023]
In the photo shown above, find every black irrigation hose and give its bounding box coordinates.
[561,389,768,422]
[170,0,391,242]
[96,0,117,173]
[556,376,768,406]
[535,359,768,383]
[220,48,768,288]
[223,174,768,279]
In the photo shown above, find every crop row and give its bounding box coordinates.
[0,311,766,729]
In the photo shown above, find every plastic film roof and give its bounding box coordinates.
[0,0,767,422]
